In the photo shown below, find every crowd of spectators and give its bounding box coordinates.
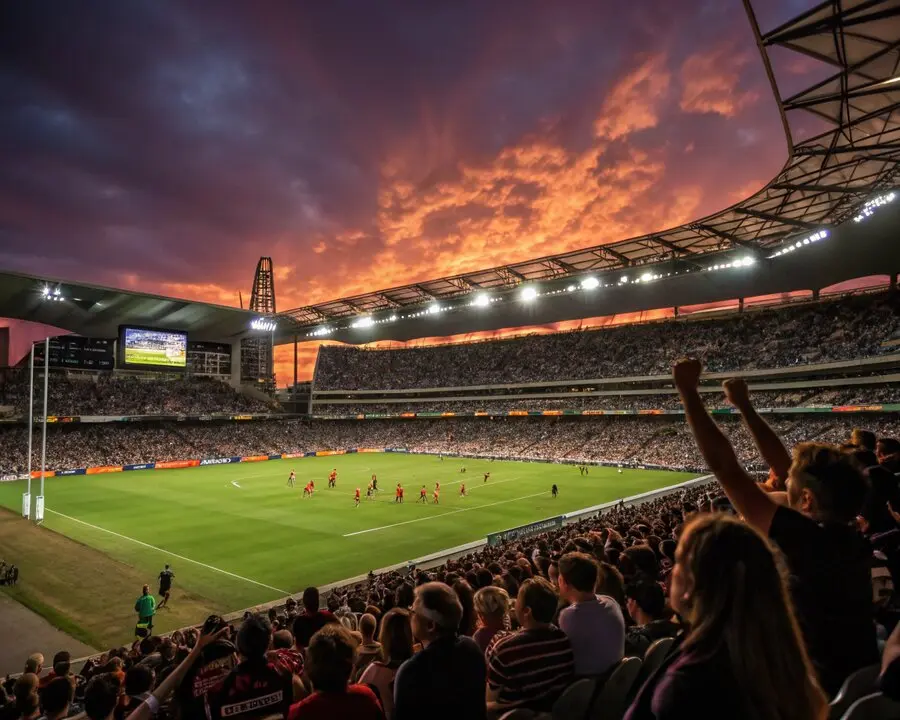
[0,373,275,418]
[2,415,900,477]
[312,383,900,415]
[9,371,900,717]
[314,292,900,390]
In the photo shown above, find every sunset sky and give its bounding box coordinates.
[0,0,833,381]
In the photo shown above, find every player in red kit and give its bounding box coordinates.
[302,481,313,498]
[460,483,467,497]
[354,488,361,507]
[287,470,295,488]
[432,488,440,504]
[395,483,403,503]
[328,469,337,488]
[419,486,427,503]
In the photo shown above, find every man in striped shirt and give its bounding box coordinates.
[486,578,575,715]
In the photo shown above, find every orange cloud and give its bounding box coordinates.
[594,54,671,140]
[679,46,758,117]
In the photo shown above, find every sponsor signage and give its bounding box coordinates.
[508,410,529,416]
[86,466,122,475]
[55,468,86,476]
[155,460,200,470]
[240,455,268,463]
[124,463,154,471]
[541,410,563,416]
[232,415,253,421]
[268,454,283,460]
[834,405,884,412]
[200,457,235,466]
[487,515,564,546]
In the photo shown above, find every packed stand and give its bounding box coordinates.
[12,376,900,718]
[312,383,900,416]
[314,292,900,390]
[0,373,275,418]
[4,415,900,477]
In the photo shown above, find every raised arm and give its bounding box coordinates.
[673,359,777,532]
[723,377,792,483]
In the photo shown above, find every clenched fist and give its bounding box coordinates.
[672,358,702,392]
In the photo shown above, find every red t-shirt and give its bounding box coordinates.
[288,685,384,720]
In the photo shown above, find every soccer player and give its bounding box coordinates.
[552,483,559,498]
[483,471,490,483]
[372,476,379,492]
[395,483,403,503]
[366,483,374,500]
[287,469,296,487]
[328,469,337,488]
[435,481,440,493]
[459,483,467,497]
[460,466,466,473]
[157,564,174,609]
[419,485,428,503]
[303,481,313,498]
[354,488,361,507]
[432,487,440,504]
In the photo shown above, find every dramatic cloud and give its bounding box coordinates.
[0,0,826,381]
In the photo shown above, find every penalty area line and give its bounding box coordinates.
[45,508,288,596]
[343,490,546,537]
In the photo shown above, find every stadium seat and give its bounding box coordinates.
[588,657,642,720]
[640,637,674,678]
[552,677,597,719]
[830,665,882,720]
[839,692,900,720]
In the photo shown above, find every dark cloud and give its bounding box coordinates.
[0,0,821,317]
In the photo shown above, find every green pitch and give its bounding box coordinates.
[124,347,184,367]
[0,454,695,646]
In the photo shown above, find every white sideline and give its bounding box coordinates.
[344,490,546,537]
[45,508,288,595]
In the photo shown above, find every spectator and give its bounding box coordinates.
[118,666,155,719]
[39,652,70,689]
[393,582,486,720]
[675,362,879,695]
[287,624,384,719]
[293,587,338,648]
[174,615,238,718]
[24,655,43,676]
[83,674,120,720]
[453,581,477,636]
[353,614,382,681]
[472,587,510,654]
[877,437,900,474]
[37,676,74,720]
[209,614,293,719]
[10,674,39,720]
[557,552,624,675]
[625,514,828,720]
[851,428,877,452]
[359,608,414,719]
[624,579,680,658]
[486,578,575,715]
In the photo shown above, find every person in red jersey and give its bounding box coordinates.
[395,483,403,503]
[287,625,384,720]
[419,486,428,503]
[484,471,490,483]
[432,488,440,504]
[354,488,361,507]
[435,482,440,493]
[328,469,337,488]
[287,470,296,488]
[460,483,467,497]
[303,482,314,498]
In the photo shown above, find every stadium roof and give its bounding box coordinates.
[281,0,900,332]
[0,270,263,342]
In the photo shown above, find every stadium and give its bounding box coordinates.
[2,1,900,719]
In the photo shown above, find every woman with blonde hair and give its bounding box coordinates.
[472,585,510,654]
[358,607,414,719]
[625,514,828,720]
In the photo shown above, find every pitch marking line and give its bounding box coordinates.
[45,509,288,595]
[344,490,546,537]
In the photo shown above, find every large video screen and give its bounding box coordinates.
[121,327,187,368]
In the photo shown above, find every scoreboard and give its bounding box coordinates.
[34,336,115,370]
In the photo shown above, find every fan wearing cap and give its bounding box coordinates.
[393,582,486,720]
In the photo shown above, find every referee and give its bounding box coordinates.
[134,584,156,637]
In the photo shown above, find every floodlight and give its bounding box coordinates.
[473,293,490,307]
[520,286,538,302]
[580,277,600,290]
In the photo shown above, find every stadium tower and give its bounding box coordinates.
[241,257,276,392]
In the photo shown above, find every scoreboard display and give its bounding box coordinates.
[34,336,115,370]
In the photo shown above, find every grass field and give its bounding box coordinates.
[0,454,695,648]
